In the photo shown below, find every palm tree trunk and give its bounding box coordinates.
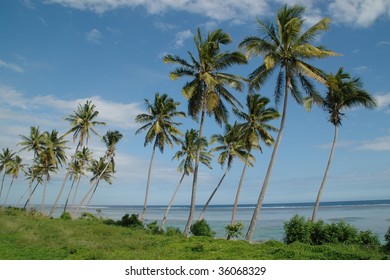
[84,181,100,209]
[73,160,111,218]
[245,75,289,241]
[17,185,30,206]
[141,142,157,221]
[184,109,206,236]
[0,172,6,199]
[312,125,338,222]
[24,181,39,210]
[49,170,70,216]
[2,177,15,207]
[198,170,228,221]
[63,177,76,214]
[160,172,186,229]
[70,177,82,212]
[231,153,250,225]
[41,175,48,214]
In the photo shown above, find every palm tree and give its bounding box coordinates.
[311,67,376,221]
[161,129,212,229]
[65,147,93,213]
[73,130,122,217]
[20,164,43,209]
[230,94,279,225]
[3,155,25,207]
[198,123,252,220]
[18,126,45,157]
[135,93,185,221]
[163,28,247,235]
[38,130,68,214]
[0,148,16,200]
[239,4,339,240]
[50,101,105,216]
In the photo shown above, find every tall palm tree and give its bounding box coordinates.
[239,4,339,240]
[3,155,25,207]
[198,123,252,221]
[161,129,212,229]
[73,130,122,217]
[230,94,279,224]
[0,148,16,199]
[39,130,68,214]
[66,147,93,213]
[20,164,43,209]
[50,101,105,216]
[311,67,376,221]
[163,28,247,235]
[135,93,185,221]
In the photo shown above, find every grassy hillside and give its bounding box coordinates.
[0,207,388,260]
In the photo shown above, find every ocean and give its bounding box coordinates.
[46,199,390,242]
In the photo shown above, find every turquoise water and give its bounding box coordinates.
[56,199,390,242]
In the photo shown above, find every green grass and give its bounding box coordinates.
[0,207,388,260]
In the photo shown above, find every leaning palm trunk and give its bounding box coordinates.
[84,181,100,210]
[41,175,48,214]
[245,85,289,241]
[141,143,157,221]
[49,170,71,216]
[183,109,206,236]
[73,161,110,218]
[198,170,228,221]
[231,153,250,225]
[0,172,6,199]
[2,178,15,207]
[63,177,76,214]
[70,177,82,212]
[17,185,30,206]
[24,181,39,210]
[312,125,338,222]
[160,172,186,229]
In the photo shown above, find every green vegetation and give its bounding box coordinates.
[284,215,381,248]
[1,208,389,260]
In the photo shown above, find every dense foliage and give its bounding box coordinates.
[284,215,381,248]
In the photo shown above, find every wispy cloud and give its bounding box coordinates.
[0,58,24,73]
[174,30,193,48]
[375,93,390,110]
[377,41,390,46]
[357,136,390,151]
[329,0,390,27]
[46,0,390,26]
[86,29,104,44]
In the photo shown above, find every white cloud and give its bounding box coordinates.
[86,28,103,44]
[174,30,193,48]
[357,136,390,151]
[375,93,390,110]
[329,0,390,27]
[0,59,24,73]
[377,41,390,46]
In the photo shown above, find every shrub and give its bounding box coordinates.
[325,221,358,244]
[357,230,380,248]
[225,221,245,240]
[310,219,327,245]
[117,214,143,229]
[190,219,215,237]
[60,212,72,221]
[284,215,312,244]
[165,226,182,237]
[384,226,390,252]
[79,212,100,222]
[146,221,164,235]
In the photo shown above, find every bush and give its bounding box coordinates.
[225,221,245,240]
[79,212,100,222]
[284,215,312,244]
[60,212,72,221]
[284,215,379,247]
[190,219,215,237]
[384,226,390,252]
[165,226,182,237]
[146,221,164,235]
[117,214,143,229]
[357,230,380,248]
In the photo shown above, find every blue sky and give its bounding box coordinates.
[0,0,389,207]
